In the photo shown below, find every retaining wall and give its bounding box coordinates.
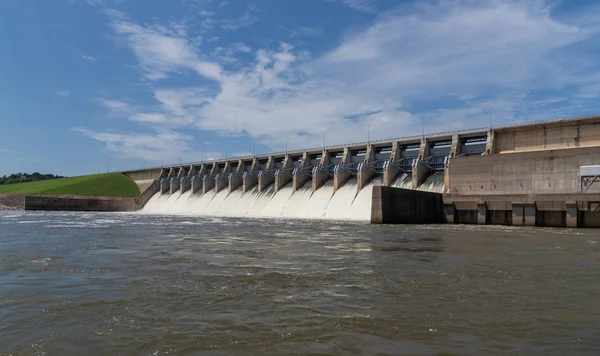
[371,186,444,224]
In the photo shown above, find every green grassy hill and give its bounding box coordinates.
[0,173,141,197]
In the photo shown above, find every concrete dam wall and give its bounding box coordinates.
[125,115,600,227]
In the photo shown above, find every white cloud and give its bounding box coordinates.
[335,0,377,13]
[82,0,600,159]
[220,11,258,31]
[74,127,195,162]
[289,26,323,37]
[81,55,96,61]
[321,1,592,93]
[57,91,70,97]
[110,13,222,81]
[95,98,133,116]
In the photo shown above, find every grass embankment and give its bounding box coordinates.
[0,173,140,197]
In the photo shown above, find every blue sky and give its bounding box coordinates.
[1,0,600,176]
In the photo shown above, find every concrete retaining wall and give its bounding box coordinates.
[0,180,160,212]
[371,186,444,224]
[24,195,137,212]
[0,195,26,210]
[447,146,600,195]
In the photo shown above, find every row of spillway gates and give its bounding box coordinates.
[155,133,491,196]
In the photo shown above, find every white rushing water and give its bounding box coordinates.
[142,172,445,221]
[143,179,373,221]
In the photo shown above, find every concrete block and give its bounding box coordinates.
[180,177,191,193]
[214,174,228,193]
[312,167,330,192]
[412,161,430,190]
[160,178,170,194]
[443,203,455,223]
[477,203,487,225]
[191,176,203,194]
[333,165,351,192]
[522,204,536,226]
[243,173,258,193]
[258,171,275,193]
[371,186,444,224]
[293,170,311,192]
[566,203,578,228]
[170,178,180,195]
[229,174,243,193]
[274,172,291,192]
[203,176,215,194]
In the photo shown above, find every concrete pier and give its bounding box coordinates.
[191,176,203,194]
[293,153,312,192]
[274,156,293,192]
[169,178,180,194]
[180,177,191,193]
[203,175,215,194]
[412,138,429,189]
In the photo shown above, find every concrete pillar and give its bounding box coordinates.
[170,178,180,194]
[412,138,429,189]
[566,203,578,228]
[258,157,275,193]
[177,166,185,178]
[210,163,220,177]
[449,135,461,158]
[512,203,535,226]
[334,148,351,192]
[357,144,376,193]
[485,130,495,155]
[181,177,191,193]
[477,203,487,225]
[159,168,169,179]
[167,167,176,178]
[215,174,228,193]
[160,178,170,194]
[383,142,400,186]
[243,158,259,193]
[275,155,292,192]
[243,173,258,193]
[197,164,207,178]
[191,176,203,194]
[202,176,215,194]
[228,174,242,193]
[443,203,455,223]
[214,161,231,193]
[293,152,311,192]
[445,135,460,191]
[228,160,244,193]
[312,150,330,192]
[187,164,195,177]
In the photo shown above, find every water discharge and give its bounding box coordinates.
[143,179,371,221]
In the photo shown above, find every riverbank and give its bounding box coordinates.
[0,173,140,197]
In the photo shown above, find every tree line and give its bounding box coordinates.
[0,173,65,185]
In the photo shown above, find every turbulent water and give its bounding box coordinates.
[143,179,373,220]
[2,211,600,354]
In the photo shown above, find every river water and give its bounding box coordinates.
[1,211,600,355]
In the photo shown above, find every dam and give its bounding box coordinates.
[124,115,600,228]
